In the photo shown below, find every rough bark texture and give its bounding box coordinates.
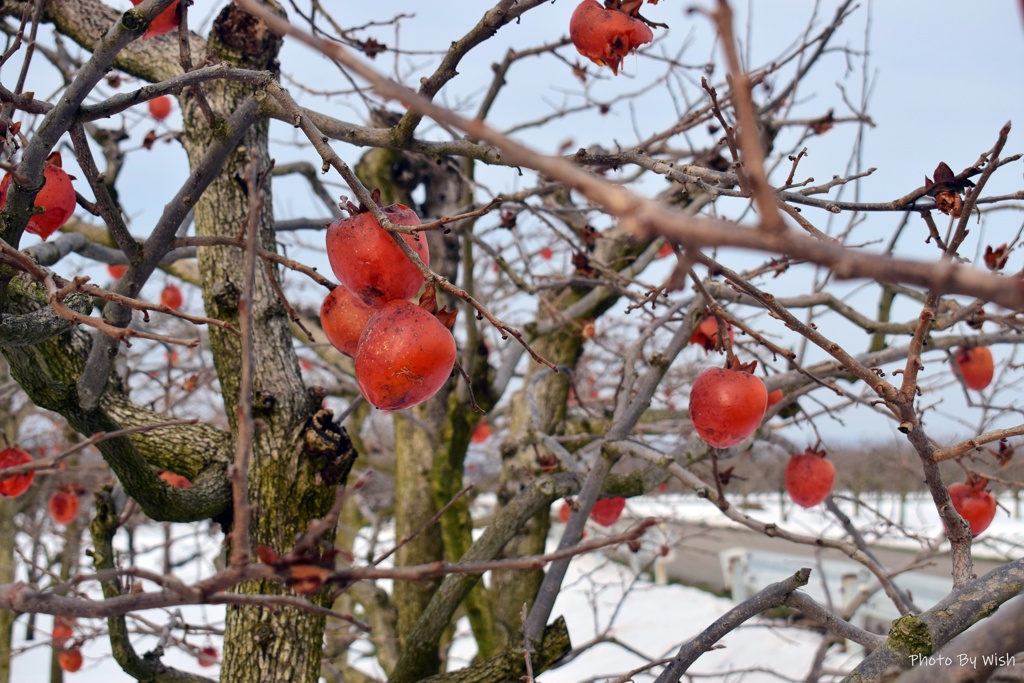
[176,5,344,683]
[1,281,231,523]
[0,361,15,683]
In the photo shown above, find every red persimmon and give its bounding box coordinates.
[107,264,127,279]
[954,346,994,391]
[689,312,734,353]
[160,284,183,310]
[558,497,626,526]
[129,0,180,39]
[52,617,74,647]
[471,421,491,443]
[148,95,172,121]
[58,648,83,672]
[784,448,835,508]
[558,500,572,523]
[590,497,626,526]
[569,0,653,75]
[159,470,192,489]
[354,299,456,410]
[197,646,219,667]
[688,359,767,448]
[0,447,34,497]
[326,196,429,306]
[0,151,76,240]
[319,286,379,358]
[48,487,80,525]
[948,476,997,536]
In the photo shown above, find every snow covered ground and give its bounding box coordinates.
[8,492,1024,682]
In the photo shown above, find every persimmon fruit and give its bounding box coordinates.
[954,346,994,391]
[148,95,172,121]
[326,197,428,306]
[0,151,76,240]
[129,0,181,39]
[197,646,219,667]
[0,446,34,497]
[766,389,784,408]
[557,497,625,526]
[107,264,127,279]
[52,617,74,646]
[688,359,767,448]
[58,647,83,672]
[590,497,626,526]
[948,476,996,536]
[471,421,491,443]
[784,448,835,508]
[558,500,572,523]
[569,0,653,75]
[320,286,379,358]
[690,312,734,353]
[354,299,456,410]
[160,284,183,310]
[48,487,80,524]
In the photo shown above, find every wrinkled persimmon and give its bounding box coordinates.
[354,299,456,410]
[569,0,653,75]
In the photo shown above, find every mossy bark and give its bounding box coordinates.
[0,359,13,683]
[0,2,351,681]
[0,502,11,683]
[179,6,347,683]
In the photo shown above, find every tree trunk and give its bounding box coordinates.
[180,6,348,682]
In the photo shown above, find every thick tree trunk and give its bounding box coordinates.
[180,6,344,683]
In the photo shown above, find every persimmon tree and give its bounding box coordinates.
[0,1,1022,682]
